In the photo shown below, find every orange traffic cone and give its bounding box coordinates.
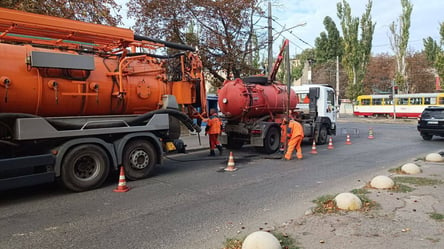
[113,166,130,192]
[310,140,318,154]
[327,136,334,149]
[224,151,238,172]
[345,134,352,145]
[368,128,375,139]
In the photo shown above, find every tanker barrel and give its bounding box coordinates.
[134,34,196,52]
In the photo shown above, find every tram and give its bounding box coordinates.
[353,93,444,118]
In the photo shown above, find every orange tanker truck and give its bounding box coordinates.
[217,40,337,153]
[0,8,205,191]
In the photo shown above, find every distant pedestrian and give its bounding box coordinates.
[203,108,223,156]
[284,118,304,160]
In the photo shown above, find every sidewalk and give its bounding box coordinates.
[279,154,444,249]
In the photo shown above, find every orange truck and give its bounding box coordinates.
[0,8,206,191]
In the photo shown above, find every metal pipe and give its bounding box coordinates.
[133,34,196,52]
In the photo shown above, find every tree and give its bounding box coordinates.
[364,54,395,94]
[337,0,375,100]
[389,0,413,93]
[127,0,267,87]
[407,52,435,93]
[314,16,343,63]
[0,0,121,26]
[437,23,444,83]
[424,22,444,89]
[423,37,439,66]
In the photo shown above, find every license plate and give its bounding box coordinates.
[428,121,439,125]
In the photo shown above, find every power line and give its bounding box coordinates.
[271,17,313,48]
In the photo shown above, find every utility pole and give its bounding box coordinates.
[336,55,340,118]
[392,80,397,120]
[286,40,291,117]
[267,1,273,75]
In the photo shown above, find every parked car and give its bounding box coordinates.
[417,106,444,140]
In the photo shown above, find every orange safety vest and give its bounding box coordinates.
[206,115,221,134]
[288,120,304,139]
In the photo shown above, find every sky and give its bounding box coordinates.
[272,0,443,55]
[116,0,443,56]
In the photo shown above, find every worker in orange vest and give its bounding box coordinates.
[284,118,304,160]
[203,108,223,156]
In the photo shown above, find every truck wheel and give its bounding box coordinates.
[317,126,328,145]
[263,126,280,154]
[123,140,157,180]
[61,144,110,192]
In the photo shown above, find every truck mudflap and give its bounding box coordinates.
[0,154,55,191]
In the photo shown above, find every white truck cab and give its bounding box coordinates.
[292,85,337,144]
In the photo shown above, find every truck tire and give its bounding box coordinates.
[123,140,157,180]
[263,126,280,154]
[61,144,110,192]
[317,125,328,145]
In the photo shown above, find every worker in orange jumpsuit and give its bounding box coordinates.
[284,119,304,160]
[203,108,223,156]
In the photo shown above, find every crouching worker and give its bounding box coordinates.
[203,108,223,156]
[284,118,304,160]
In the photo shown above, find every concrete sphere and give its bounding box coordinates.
[370,175,395,189]
[401,163,421,174]
[242,231,281,249]
[425,153,443,162]
[334,192,362,211]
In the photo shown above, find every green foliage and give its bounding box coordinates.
[346,82,364,102]
[423,22,444,86]
[351,188,370,195]
[337,0,375,100]
[315,16,343,63]
[312,194,337,214]
[393,176,443,186]
[272,231,300,249]
[424,37,439,65]
[389,0,413,93]
[436,51,444,84]
[389,183,415,193]
[429,212,444,221]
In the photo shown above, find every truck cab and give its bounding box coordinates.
[292,85,337,144]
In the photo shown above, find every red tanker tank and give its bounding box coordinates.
[218,76,298,121]
[0,8,206,117]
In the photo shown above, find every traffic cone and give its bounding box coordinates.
[113,166,130,192]
[345,134,352,145]
[368,128,375,139]
[224,151,238,172]
[327,136,334,149]
[310,140,318,154]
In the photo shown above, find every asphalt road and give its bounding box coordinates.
[1,119,443,249]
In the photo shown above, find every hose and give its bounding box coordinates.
[126,52,185,59]
[127,109,201,133]
[133,34,196,52]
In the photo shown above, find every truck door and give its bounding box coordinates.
[325,88,337,123]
